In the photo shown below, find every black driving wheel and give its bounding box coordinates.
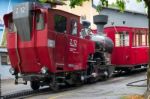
[30,81,40,90]
[87,63,98,83]
[102,70,109,80]
[50,83,59,92]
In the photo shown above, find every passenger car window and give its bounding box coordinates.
[146,30,149,46]
[71,20,77,35]
[133,29,147,46]
[54,15,67,33]
[36,13,45,30]
[115,31,129,47]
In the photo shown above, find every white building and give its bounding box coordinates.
[56,0,147,29]
[100,7,148,28]
[0,24,4,45]
[0,47,12,79]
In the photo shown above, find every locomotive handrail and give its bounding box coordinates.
[112,24,119,33]
[3,12,22,73]
[15,31,22,74]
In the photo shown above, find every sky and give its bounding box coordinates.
[0,0,29,24]
[0,0,28,44]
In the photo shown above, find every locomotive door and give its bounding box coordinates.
[54,14,67,71]
[66,19,81,70]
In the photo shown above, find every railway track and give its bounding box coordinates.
[1,69,146,99]
[2,88,52,99]
[1,84,79,99]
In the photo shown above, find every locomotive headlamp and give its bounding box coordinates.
[41,67,48,74]
[9,68,15,75]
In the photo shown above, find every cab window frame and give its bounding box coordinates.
[70,19,78,36]
[36,11,45,30]
[54,14,67,33]
[8,16,16,33]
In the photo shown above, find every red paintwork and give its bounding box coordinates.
[104,26,148,67]
[4,8,95,74]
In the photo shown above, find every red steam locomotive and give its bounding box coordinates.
[4,1,114,91]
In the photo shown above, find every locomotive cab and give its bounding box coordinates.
[4,1,114,91]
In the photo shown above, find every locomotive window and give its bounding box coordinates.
[115,31,129,47]
[36,13,45,30]
[54,15,67,33]
[70,20,78,35]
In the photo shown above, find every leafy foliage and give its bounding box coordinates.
[68,0,149,12]
[116,0,125,12]
[68,0,126,12]
[69,0,88,8]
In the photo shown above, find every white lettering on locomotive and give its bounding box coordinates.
[56,63,64,66]
[69,39,77,47]
[68,64,78,67]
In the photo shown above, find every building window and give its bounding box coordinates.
[115,31,129,47]
[1,55,7,65]
[54,14,67,33]
[70,19,78,35]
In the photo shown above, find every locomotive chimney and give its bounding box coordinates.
[93,15,108,35]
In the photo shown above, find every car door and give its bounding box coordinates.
[54,14,67,71]
[66,19,81,71]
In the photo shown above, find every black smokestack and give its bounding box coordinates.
[93,15,108,35]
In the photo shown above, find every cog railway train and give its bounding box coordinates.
[3,1,148,91]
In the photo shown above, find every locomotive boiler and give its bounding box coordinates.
[4,1,114,91]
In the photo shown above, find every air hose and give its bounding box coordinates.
[126,79,147,87]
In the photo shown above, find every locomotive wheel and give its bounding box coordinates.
[87,65,98,83]
[30,81,40,90]
[102,70,109,80]
[124,68,132,74]
[87,76,96,84]
[50,83,59,92]
[72,74,83,87]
